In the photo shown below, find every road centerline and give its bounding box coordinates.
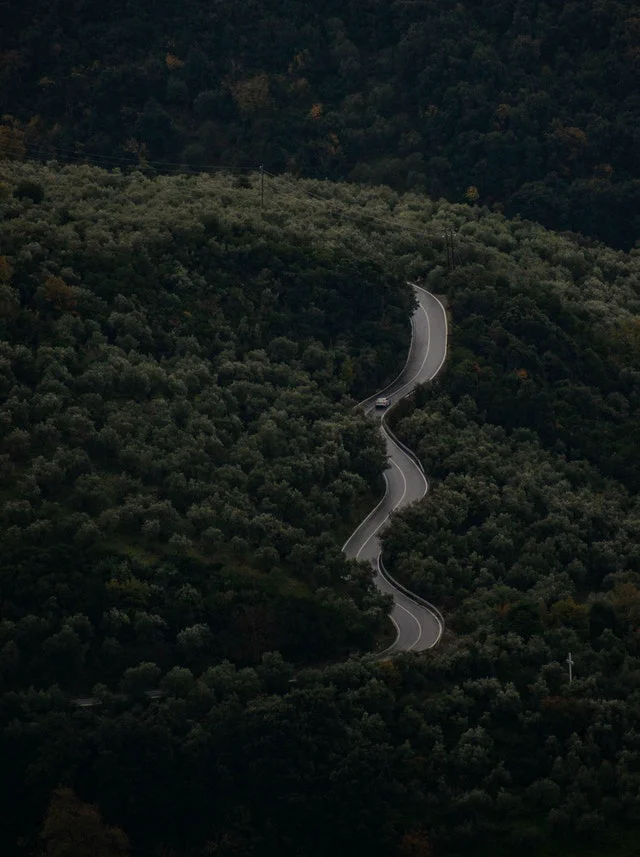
[343,287,448,654]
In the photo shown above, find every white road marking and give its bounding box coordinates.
[362,301,430,415]
[354,288,420,409]
[395,600,423,650]
[343,286,449,653]
[354,459,407,561]
[376,613,402,658]
[414,286,448,380]
[342,471,391,553]
[376,551,423,651]
[382,427,428,500]
[387,302,431,401]
[390,457,408,509]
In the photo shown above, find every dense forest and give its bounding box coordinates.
[0,161,423,695]
[1,159,640,856]
[380,237,640,854]
[1,0,640,248]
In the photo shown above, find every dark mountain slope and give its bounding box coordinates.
[1,0,639,247]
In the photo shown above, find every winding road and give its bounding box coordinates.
[342,285,448,655]
[73,285,446,707]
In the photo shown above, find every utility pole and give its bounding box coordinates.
[567,652,574,683]
[260,164,264,210]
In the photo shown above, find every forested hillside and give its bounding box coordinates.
[2,161,640,857]
[1,0,639,247]
[0,161,420,695]
[383,189,640,854]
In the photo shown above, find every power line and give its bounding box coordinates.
[0,138,258,175]
[2,140,460,265]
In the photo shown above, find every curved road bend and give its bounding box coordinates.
[343,286,447,654]
[73,288,445,708]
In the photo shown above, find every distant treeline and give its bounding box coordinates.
[1,0,639,247]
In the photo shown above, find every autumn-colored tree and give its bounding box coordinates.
[326,132,341,156]
[465,185,480,204]
[229,74,271,116]
[0,256,12,284]
[43,276,76,312]
[0,114,26,159]
[40,787,130,857]
[377,657,402,687]
[165,53,184,71]
[551,125,588,170]
[287,50,310,75]
[123,137,149,166]
[398,829,435,857]
[494,103,511,127]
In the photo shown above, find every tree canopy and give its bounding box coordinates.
[1,0,639,247]
[2,159,640,857]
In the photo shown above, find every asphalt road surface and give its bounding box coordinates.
[73,285,446,707]
[343,285,448,654]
